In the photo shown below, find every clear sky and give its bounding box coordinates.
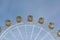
[0,0,60,40]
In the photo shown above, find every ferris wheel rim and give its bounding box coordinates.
[0,22,24,39]
[0,22,55,40]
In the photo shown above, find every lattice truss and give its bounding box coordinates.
[0,15,60,40]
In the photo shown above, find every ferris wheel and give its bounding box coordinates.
[0,15,60,40]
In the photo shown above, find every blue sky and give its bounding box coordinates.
[0,0,60,40]
[0,0,60,31]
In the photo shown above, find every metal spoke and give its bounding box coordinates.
[30,25,35,40]
[16,24,23,40]
[40,33,48,40]
[8,30,18,40]
[24,22,28,40]
[34,27,43,40]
